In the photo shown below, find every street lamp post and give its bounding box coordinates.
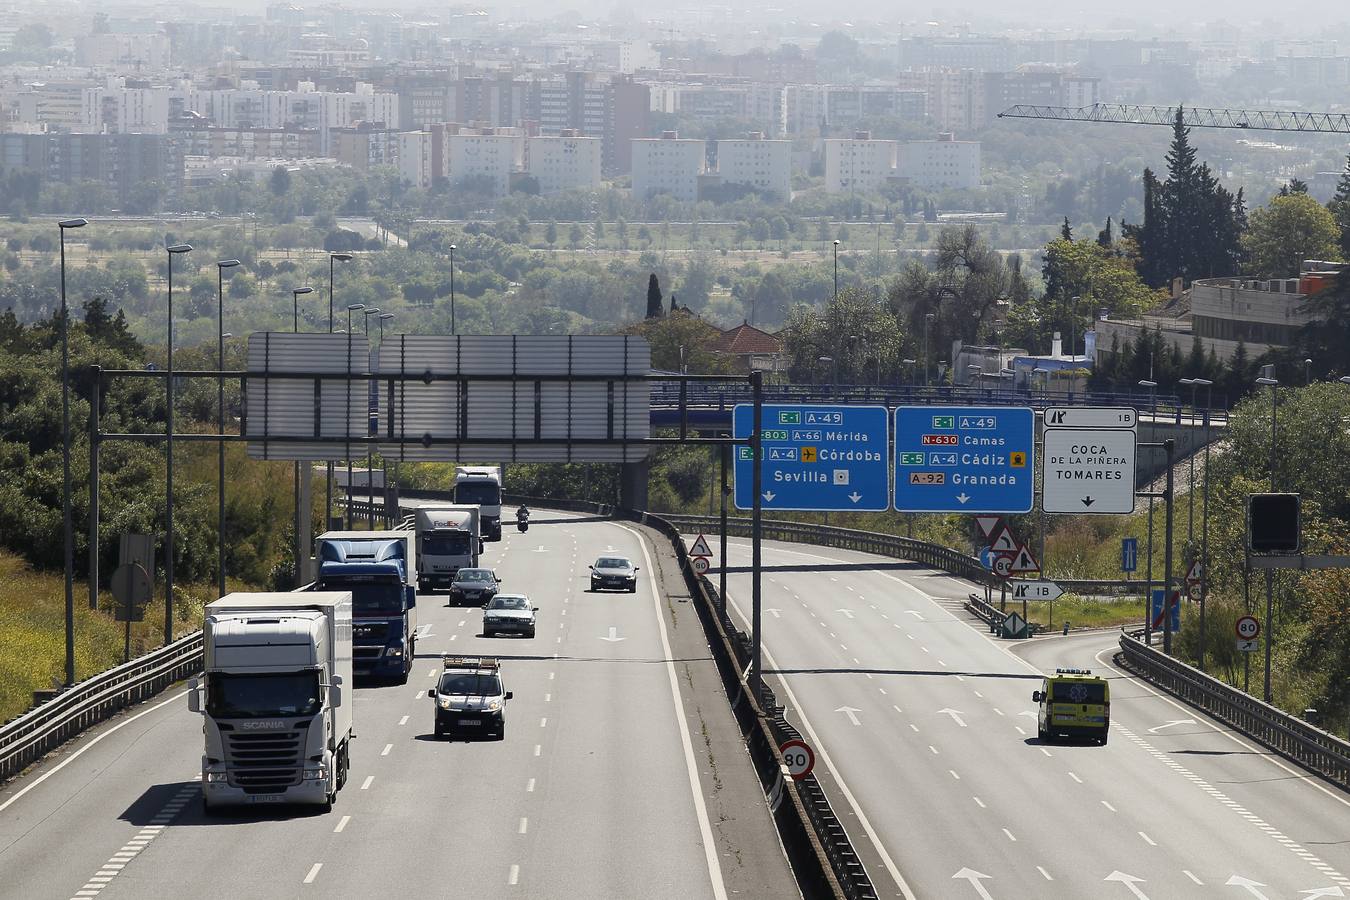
[832,239,840,299]
[58,218,87,685]
[1305,358,1312,386]
[346,303,363,333]
[325,255,352,534]
[923,313,935,387]
[377,313,394,528]
[164,243,191,646]
[449,244,457,335]
[291,286,315,586]
[328,253,353,333]
[216,259,240,598]
[291,286,314,332]
[1068,294,1080,362]
[1139,379,1158,645]
[818,355,835,385]
[363,307,381,530]
[1256,374,1279,702]
[1187,377,1214,670]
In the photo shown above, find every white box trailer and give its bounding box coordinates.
[191,592,354,811]
[414,505,481,591]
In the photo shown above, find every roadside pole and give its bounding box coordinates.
[719,443,728,621]
[1264,569,1275,702]
[750,371,764,703]
[88,367,101,614]
[1162,439,1175,655]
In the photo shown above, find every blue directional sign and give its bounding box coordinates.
[893,407,1035,513]
[1121,537,1139,573]
[734,404,889,511]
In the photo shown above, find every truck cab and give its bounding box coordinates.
[454,466,502,541]
[414,505,481,592]
[314,533,417,683]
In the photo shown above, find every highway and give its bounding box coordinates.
[710,535,1350,900]
[0,511,796,900]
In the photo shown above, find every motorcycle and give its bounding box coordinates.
[517,519,529,533]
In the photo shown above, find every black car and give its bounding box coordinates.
[448,568,500,607]
[589,557,638,592]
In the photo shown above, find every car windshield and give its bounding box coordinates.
[597,558,630,569]
[455,483,500,505]
[207,672,322,718]
[438,672,502,696]
[457,570,492,583]
[424,533,471,556]
[1051,681,1107,704]
[489,596,529,610]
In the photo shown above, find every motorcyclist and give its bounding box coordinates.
[516,506,530,530]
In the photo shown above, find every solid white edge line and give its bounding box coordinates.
[0,689,188,815]
[721,584,918,900]
[615,522,728,900]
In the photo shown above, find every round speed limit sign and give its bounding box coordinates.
[779,739,815,781]
[1235,615,1261,641]
[691,556,710,574]
[993,554,1014,578]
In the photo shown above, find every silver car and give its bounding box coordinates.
[449,568,500,607]
[483,594,537,638]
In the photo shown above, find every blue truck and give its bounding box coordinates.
[313,531,418,683]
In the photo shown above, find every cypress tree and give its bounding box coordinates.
[1060,217,1073,241]
[1097,217,1113,248]
[646,273,664,319]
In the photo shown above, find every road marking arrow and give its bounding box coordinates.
[906,610,924,620]
[763,490,776,502]
[956,493,971,504]
[1299,888,1345,898]
[1226,876,1271,899]
[1147,719,1196,734]
[837,609,855,619]
[938,708,968,727]
[767,608,782,618]
[532,545,550,553]
[952,868,993,900]
[599,627,626,642]
[836,706,862,726]
[848,491,862,503]
[1104,871,1150,899]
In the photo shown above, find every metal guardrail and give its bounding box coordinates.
[1118,630,1350,792]
[660,513,996,588]
[965,592,1009,628]
[0,631,202,782]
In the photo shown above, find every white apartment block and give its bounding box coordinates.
[896,69,985,132]
[397,131,431,188]
[716,135,791,201]
[175,83,398,154]
[526,134,602,193]
[824,133,897,193]
[448,130,524,198]
[82,83,171,134]
[631,131,705,202]
[897,133,980,190]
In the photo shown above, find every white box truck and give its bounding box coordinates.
[189,592,354,812]
[454,466,502,541]
[414,505,481,592]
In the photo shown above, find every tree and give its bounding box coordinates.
[1060,217,1073,241]
[1097,217,1113,249]
[568,223,584,250]
[1278,178,1308,196]
[780,288,905,384]
[269,166,292,198]
[749,271,792,326]
[646,273,664,319]
[545,219,558,247]
[1241,193,1340,278]
[1329,153,1350,260]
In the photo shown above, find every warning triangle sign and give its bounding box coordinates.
[1010,545,1040,573]
[988,525,1019,554]
[1185,560,1202,583]
[975,516,1003,539]
[689,534,713,557]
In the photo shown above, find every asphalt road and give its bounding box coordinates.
[709,535,1350,900]
[0,512,795,900]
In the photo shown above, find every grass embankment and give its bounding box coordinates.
[0,551,214,724]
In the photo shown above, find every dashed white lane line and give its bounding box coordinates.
[457,620,466,628]
[381,743,393,756]
[526,778,536,792]
[539,717,548,728]
[973,797,986,808]
[1002,828,1017,842]
[1039,748,1052,758]
[1102,800,1117,813]
[1068,772,1082,784]
[548,672,554,680]
[1014,726,1027,735]
[334,815,351,833]
[892,705,904,714]
[948,770,961,780]
[360,775,375,790]
[508,864,520,886]
[909,724,919,733]
[1037,866,1054,881]
[427,667,437,678]
[928,746,939,755]
[303,863,323,884]
[545,693,552,702]
[534,744,542,757]
[1138,831,1156,846]
[1184,870,1204,885]
[399,715,409,726]
[518,817,529,834]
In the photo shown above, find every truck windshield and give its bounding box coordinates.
[347,583,405,616]
[425,533,471,556]
[207,672,322,718]
[455,484,500,506]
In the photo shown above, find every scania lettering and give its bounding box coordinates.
[314,531,417,682]
[454,466,503,541]
[189,592,354,812]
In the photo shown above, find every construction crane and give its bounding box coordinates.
[998,103,1350,134]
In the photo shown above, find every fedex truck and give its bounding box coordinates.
[414,504,481,591]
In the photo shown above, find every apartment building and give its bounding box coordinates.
[823,132,897,193]
[896,133,980,190]
[525,132,602,193]
[896,69,985,132]
[332,122,400,172]
[447,128,525,197]
[715,134,791,200]
[631,131,705,202]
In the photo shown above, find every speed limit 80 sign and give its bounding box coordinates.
[1235,616,1261,640]
[779,739,815,781]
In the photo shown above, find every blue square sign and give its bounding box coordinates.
[733,404,889,511]
[894,407,1035,513]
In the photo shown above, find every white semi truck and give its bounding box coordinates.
[414,504,481,592]
[454,466,502,541]
[190,592,354,812]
